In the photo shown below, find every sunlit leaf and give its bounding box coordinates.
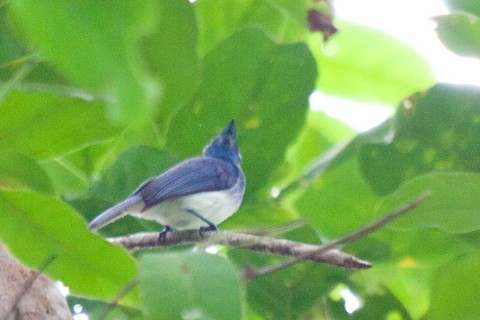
[0,91,120,159]
[309,20,435,105]
[0,190,138,303]
[9,0,160,123]
[195,0,306,56]
[0,152,54,194]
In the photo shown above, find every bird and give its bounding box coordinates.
[88,120,245,236]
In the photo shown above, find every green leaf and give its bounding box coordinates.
[9,0,160,123]
[0,151,54,194]
[428,252,480,320]
[276,110,357,189]
[278,117,393,204]
[444,0,480,16]
[434,13,480,58]
[246,265,344,320]
[359,84,480,196]
[88,145,177,204]
[350,290,410,320]
[142,0,200,134]
[195,0,306,56]
[230,224,347,320]
[355,263,432,319]
[166,28,316,199]
[0,91,120,159]
[375,172,480,234]
[351,229,473,319]
[269,0,308,27]
[40,159,89,197]
[0,190,138,303]
[0,6,26,66]
[309,20,435,105]
[295,158,378,237]
[139,251,242,320]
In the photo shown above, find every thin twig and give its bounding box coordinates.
[246,192,432,279]
[279,141,351,197]
[278,120,392,200]
[0,57,38,105]
[98,279,139,320]
[3,255,56,320]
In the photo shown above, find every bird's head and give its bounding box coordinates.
[203,120,241,166]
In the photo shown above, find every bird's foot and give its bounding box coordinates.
[158,225,173,243]
[199,223,217,237]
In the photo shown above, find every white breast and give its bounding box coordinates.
[129,179,245,230]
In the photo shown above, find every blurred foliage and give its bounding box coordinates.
[433,13,480,58]
[444,0,480,16]
[0,0,479,319]
[309,20,434,105]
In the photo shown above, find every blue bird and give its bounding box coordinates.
[88,120,245,235]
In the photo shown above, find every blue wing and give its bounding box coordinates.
[132,157,240,212]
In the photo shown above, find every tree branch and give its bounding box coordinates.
[109,229,372,269]
[108,192,431,278]
[245,192,432,279]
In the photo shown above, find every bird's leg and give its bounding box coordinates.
[186,209,218,236]
[158,225,173,242]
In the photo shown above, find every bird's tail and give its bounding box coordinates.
[88,195,142,230]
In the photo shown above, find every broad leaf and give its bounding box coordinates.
[359,84,480,196]
[434,13,480,58]
[375,173,480,234]
[139,252,242,320]
[142,0,200,134]
[9,0,160,123]
[195,0,306,56]
[428,252,480,320]
[309,20,435,105]
[351,228,472,319]
[444,0,480,16]
[295,158,378,237]
[0,190,138,303]
[0,6,26,66]
[0,152,54,195]
[0,91,119,159]
[166,28,316,200]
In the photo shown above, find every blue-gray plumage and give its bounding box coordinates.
[88,120,245,233]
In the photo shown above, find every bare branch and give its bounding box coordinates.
[247,192,432,279]
[108,193,431,279]
[109,230,372,269]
